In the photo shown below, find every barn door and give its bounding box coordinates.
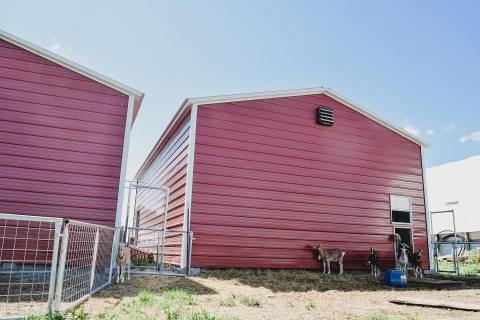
[393,227,413,267]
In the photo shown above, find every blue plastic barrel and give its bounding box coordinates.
[384,269,408,287]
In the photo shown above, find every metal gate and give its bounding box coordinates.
[123,181,192,276]
[430,209,480,277]
[430,209,459,274]
[126,227,192,276]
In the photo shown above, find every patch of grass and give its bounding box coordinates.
[162,289,195,306]
[25,313,64,320]
[65,307,87,320]
[138,290,154,304]
[185,311,239,320]
[24,307,87,320]
[305,300,316,310]
[239,295,262,307]
[219,293,237,307]
[365,311,392,320]
[95,314,118,320]
[184,310,218,320]
[161,301,182,320]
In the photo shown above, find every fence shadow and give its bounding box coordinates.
[198,268,480,293]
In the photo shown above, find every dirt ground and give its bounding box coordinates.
[83,269,480,320]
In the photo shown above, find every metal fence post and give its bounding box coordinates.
[89,228,100,291]
[108,228,119,284]
[54,221,70,311]
[187,231,193,275]
[47,221,62,313]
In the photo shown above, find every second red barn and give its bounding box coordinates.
[134,88,430,271]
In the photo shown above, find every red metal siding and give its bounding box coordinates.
[135,112,190,265]
[190,93,428,269]
[0,39,128,227]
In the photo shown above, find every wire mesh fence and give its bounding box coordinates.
[54,220,116,312]
[0,213,62,319]
[127,227,191,276]
[0,213,118,319]
[434,242,480,277]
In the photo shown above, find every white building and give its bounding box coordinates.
[427,155,480,235]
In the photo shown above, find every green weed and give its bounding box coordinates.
[239,296,262,307]
[138,290,154,304]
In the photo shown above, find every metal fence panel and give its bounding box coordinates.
[127,227,192,276]
[435,242,480,277]
[54,220,115,312]
[0,213,62,319]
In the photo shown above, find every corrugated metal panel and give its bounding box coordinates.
[0,39,128,226]
[135,113,190,265]
[191,93,429,269]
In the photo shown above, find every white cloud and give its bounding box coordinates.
[48,38,72,57]
[49,43,61,52]
[426,129,435,136]
[459,131,480,143]
[404,125,421,136]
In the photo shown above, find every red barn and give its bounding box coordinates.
[0,30,143,228]
[134,88,430,271]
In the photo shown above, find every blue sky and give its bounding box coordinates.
[1,1,479,178]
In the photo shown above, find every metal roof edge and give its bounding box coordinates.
[0,29,144,123]
[134,86,429,179]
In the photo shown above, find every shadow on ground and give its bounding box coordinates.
[198,268,480,293]
[93,275,217,301]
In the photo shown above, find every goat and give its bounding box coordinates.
[116,241,131,284]
[314,244,346,275]
[411,249,423,278]
[398,243,409,274]
[367,247,380,277]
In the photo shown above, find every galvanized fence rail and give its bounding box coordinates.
[0,213,118,319]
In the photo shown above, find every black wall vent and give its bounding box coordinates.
[316,107,334,126]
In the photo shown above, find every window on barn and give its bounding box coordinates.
[390,195,412,224]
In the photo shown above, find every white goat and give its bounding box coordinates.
[315,244,346,275]
[116,242,131,284]
[398,243,409,274]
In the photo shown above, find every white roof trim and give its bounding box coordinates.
[0,29,144,123]
[135,87,428,179]
[184,87,428,147]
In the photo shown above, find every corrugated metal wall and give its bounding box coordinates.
[0,39,128,227]
[190,93,428,269]
[135,113,190,265]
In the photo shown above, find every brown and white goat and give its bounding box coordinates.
[411,249,423,278]
[398,243,409,273]
[367,247,380,277]
[116,242,131,284]
[314,244,346,275]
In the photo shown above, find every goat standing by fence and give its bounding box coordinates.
[116,242,131,284]
[314,244,346,275]
[367,247,380,277]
